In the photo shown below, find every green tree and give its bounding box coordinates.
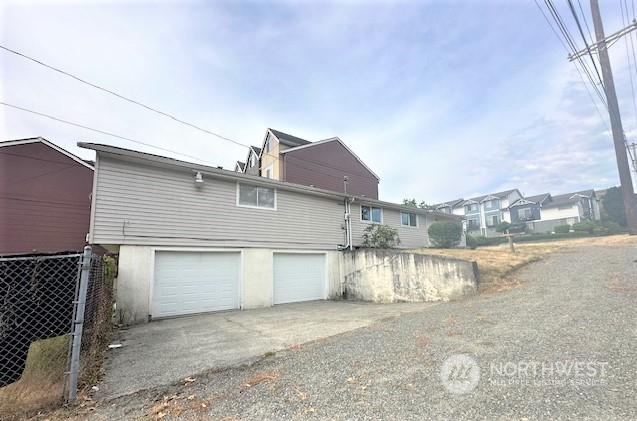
[361,224,401,248]
[495,221,511,233]
[428,222,463,248]
[601,187,627,227]
[402,198,418,207]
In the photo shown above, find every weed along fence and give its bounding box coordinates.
[340,249,479,303]
[0,246,114,417]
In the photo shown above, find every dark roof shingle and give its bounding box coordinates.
[269,128,311,147]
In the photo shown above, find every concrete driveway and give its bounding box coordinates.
[98,300,438,399]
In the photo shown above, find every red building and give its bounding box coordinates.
[0,138,94,255]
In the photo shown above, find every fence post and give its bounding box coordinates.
[67,246,92,402]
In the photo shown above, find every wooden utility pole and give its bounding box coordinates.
[590,0,637,235]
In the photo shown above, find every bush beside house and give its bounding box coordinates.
[554,224,571,234]
[428,222,462,248]
[361,224,401,248]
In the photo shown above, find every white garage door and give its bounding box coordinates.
[273,253,326,304]
[152,251,240,318]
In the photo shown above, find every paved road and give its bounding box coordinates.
[76,244,636,420]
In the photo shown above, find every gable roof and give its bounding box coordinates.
[509,193,551,208]
[542,189,595,209]
[235,161,246,172]
[0,137,94,170]
[461,189,520,205]
[279,137,380,181]
[268,128,311,148]
[432,198,464,209]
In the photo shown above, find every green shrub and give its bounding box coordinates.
[508,222,527,233]
[495,221,511,233]
[428,222,463,248]
[361,224,401,248]
[466,234,507,248]
[572,220,597,234]
[554,224,571,234]
[601,220,623,234]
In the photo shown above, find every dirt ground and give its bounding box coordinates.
[413,234,637,292]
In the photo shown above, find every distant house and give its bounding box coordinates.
[510,190,601,233]
[0,138,94,255]
[236,128,380,199]
[433,189,523,237]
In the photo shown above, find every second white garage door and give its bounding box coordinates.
[152,251,240,318]
[273,253,326,304]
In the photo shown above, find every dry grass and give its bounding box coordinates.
[413,234,637,293]
[0,335,69,419]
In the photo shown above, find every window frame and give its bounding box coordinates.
[486,214,500,227]
[400,211,418,228]
[360,205,383,224]
[264,164,274,179]
[236,182,277,211]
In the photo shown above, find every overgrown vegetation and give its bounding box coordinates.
[554,224,571,234]
[601,186,627,227]
[428,221,462,248]
[361,224,401,248]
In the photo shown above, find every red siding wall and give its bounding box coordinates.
[282,141,379,199]
[0,142,93,254]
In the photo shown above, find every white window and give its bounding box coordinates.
[237,183,276,209]
[400,212,418,227]
[483,200,492,208]
[250,154,256,167]
[264,165,273,179]
[487,214,500,227]
[361,205,382,223]
[519,208,532,220]
[265,136,271,153]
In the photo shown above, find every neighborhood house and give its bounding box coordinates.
[80,142,461,323]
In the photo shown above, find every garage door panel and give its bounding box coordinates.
[273,253,325,305]
[153,251,240,318]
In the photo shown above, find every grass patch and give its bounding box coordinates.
[413,234,637,293]
[0,335,69,419]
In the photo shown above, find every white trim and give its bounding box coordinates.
[271,250,329,305]
[480,195,500,203]
[1,137,94,170]
[148,247,244,319]
[235,182,278,211]
[279,137,381,181]
[88,154,99,244]
[360,204,383,224]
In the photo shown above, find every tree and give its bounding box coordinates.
[602,187,627,227]
[428,222,462,248]
[361,224,401,248]
[402,198,418,207]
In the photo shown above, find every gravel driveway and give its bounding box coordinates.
[67,243,636,420]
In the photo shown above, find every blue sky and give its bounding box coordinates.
[1,0,635,203]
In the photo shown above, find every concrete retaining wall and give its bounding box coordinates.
[340,249,479,303]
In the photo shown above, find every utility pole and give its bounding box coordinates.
[590,0,637,235]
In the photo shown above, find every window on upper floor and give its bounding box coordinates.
[237,183,276,209]
[264,165,273,179]
[486,214,500,227]
[400,212,418,227]
[518,208,533,220]
[465,203,478,213]
[250,154,256,167]
[361,205,382,223]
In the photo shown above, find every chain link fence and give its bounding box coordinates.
[0,247,114,417]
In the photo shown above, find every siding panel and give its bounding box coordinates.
[349,203,431,248]
[92,156,346,249]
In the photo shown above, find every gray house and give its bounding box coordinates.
[80,142,461,324]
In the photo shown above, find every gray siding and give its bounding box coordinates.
[510,204,541,223]
[349,203,431,248]
[92,155,346,249]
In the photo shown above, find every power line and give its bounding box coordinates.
[0,44,249,150]
[0,101,219,165]
[533,0,610,130]
[568,0,605,88]
[0,43,379,179]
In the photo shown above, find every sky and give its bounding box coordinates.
[1,0,636,204]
